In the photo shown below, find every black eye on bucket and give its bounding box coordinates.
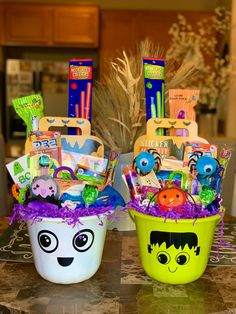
[38,230,59,253]
[156,251,171,264]
[73,229,94,252]
[176,252,190,265]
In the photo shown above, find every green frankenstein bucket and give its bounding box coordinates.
[129,209,221,284]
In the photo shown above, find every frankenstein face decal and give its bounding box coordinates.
[148,231,200,275]
[37,229,94,267]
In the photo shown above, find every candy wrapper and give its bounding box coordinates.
[12,94,44,137]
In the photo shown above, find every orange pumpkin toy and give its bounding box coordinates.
[157,187,187,211]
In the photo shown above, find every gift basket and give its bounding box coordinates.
[121,58,231,285]
[124,117,230,284]
[7,60,125,284]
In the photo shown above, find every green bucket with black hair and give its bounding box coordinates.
[129,209,222,284]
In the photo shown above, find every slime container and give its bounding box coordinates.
[129,209,221,284]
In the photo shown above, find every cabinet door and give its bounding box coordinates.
[53,6,99,47]
[138,11,177,50]
[99,10,215,78]
[100,10,138,74]
[0,4,4,44]
[4,4,52,45]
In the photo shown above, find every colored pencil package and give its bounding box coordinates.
[68,58,93,135]
[143,58,165,122]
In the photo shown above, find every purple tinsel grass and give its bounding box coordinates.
[215,218,236,260]
[10,201,124,226]
[128,199,222,221]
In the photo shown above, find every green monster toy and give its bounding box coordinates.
[82,185,99,207]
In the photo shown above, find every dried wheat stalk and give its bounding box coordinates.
[93,38,197,153]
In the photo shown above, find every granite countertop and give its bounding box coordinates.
[0,218,236,314]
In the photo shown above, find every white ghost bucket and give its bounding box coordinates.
[27,214,109,284]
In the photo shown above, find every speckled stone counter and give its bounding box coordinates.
[0,219,236,314]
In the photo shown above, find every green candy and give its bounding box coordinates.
[82,185,99,207]
[199,186,216,207]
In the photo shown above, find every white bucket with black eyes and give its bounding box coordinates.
[27,214,108,284]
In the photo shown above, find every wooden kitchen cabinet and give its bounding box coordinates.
[2,3,99,47]
[0,4,4,44]
[4,4,52,45]
[53,6,99,47]
[100,10,137,65]
[100,10,213,76]
[99,10,174,75]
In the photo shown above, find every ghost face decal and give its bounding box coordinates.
[28,216,108,283]
[37,229,94,267]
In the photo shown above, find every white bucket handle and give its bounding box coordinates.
[128,209,135,223]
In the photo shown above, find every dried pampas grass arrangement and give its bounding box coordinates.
[93,38,197,153]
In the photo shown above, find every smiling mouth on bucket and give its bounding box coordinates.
[57,257,74,267]
[168,267,177,273]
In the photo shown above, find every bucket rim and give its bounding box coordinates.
[128,208,224,224]
[26,211,113,224]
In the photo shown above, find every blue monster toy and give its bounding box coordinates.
[133,149,161,175]
[195,156,224,193]
[135,152,155,173]
[196,156,217,186]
